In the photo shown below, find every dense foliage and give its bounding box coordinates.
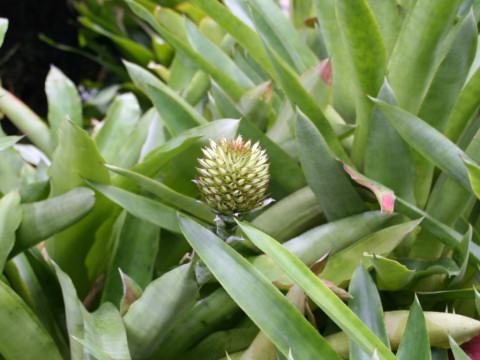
[2,0,480,359]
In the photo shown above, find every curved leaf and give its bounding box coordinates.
[123,264,198,359]
[0,281,62,360]
[0,191,21,269]
[14,187,95,257]
[179,216,342,360]
[238,222,397,359]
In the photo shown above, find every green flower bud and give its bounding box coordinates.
[195,135,271,214]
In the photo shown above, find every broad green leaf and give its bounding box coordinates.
[311,0,356,121]
[365,80,416,204]
[123,61,206,136]
[0,18,8,47]
[348,264,390,360]
[252,187,322,242]
[247,0,317,74]
[123,263,198,359]
[445,62,480,143]
[320,219,422,285]
[13,187,95,257]
[0,191,21,270]
[463,158,480,200]
[475,287,480,316]
[105,165,213,223]
[0,281,62,360]
[52,262,85,360]
[179,216,342,360]
[371,98,474,192]
[449,335,470,360]
[261,35,350,164]
[47,120,112,296]
[237,82,273,131]
[101,212,159,307]
[295,109,367,221]
[396,298,431,360]
[86,181,180,234]
[45,66,82,149]
[185,18,254,90]
[124,0,245,101]
[93,93,141,165]
[369,255,460,291]
[418,10,477,132]
[190,0,276,81]
[237,222,396,359]
[3,253,69,357]
[0,87,52,157]
[0,135,23,151]
[336,0,386,166]
[387,0,461,113]
[82,303,131,360]
[238,117,307,195]
[282,210,391,266]
[366,0,400,57]
[152,288,240,360]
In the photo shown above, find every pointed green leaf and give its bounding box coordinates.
[0,191,21,270]
[119,269,143,316]
[86,181,180,233]
[0,135,23,151]
[179,216,342,360]
[396,298,431,360]
[336,0,386,165]
[82,303,131,360]
[185,18,254,90]
[100,212,159,307]
[387,0,461,113]
[105,164,213,223]
[261,37,350,164]
[124,0,245,101]
[449,335,471,360]
[0,87,52,157]
[295,109,367,221]
[319,218,422,285]
[371,97,474,192]
[282,210,391,266]
[52,262,85,360]
[238,222,396,359]
[94,93,141,165]
[123,263,198,359]
[348,264,390,360]
[47,120,112,296]
[369,255,460,291]
[189,0,276,81]
[45,66,82,149]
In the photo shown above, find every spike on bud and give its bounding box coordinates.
[195,135,271,214]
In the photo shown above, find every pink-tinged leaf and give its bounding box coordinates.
[343,164,396,214]
[119,269,143,315]
[449,334,480,360]
[317,58,332,86]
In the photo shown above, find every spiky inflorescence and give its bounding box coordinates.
[195,135,270,214]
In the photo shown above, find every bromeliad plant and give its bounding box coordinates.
[3,0,480,359]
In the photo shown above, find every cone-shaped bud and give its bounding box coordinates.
[195,135,270,213]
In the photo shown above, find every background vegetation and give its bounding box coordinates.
[1,0,480,359]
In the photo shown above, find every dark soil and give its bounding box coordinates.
[0,0,102,134]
